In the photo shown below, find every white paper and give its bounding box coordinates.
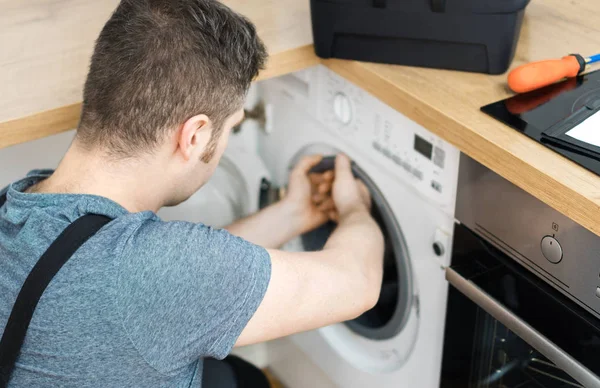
[566,110,600,148]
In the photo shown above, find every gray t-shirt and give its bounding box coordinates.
[0,171,271,387]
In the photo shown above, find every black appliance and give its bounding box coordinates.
[440,154,600,388]
[482,69,600,176]
[310,0,530,74]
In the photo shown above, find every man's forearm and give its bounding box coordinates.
[225,200,303,249]
[324,210,384,299]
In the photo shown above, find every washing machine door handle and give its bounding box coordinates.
[308,155,358,178]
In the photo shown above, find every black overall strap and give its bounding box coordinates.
[0,191,111,387]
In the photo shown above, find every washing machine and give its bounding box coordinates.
[254,66,461,388]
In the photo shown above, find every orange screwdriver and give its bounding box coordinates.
[508,53,600,94]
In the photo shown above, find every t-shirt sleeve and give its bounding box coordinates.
[115,218,271,374]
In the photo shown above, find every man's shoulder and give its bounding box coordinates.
[116,216,269,276]
[118,216,241,256]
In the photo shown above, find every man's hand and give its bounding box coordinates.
[226,154,372,249]
[332,154,371,219]
[225,155,334,248]
[282,155,335,235]
[284,154,372,228]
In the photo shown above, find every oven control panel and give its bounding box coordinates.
[457,154,600,320]
[312,66,460,216]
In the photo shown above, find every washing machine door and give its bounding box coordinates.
[157,148,270,226]
[286,143,419,373]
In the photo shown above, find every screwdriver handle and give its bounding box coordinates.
[508,55,585,94]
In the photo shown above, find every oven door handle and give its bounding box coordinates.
[446,267,600,387]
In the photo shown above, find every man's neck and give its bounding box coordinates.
[32,141,170,213]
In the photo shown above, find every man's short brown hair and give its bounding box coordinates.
[77,0,267,159]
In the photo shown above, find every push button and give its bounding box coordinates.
[540,236,563,264]
[412,169,423,181]
[596,287,600,299]
[433,147,445,169]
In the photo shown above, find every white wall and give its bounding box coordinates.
[0,130,75,188]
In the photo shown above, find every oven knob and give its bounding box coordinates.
[333,92,352,125]
[541,236,563,264]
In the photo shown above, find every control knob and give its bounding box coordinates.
[433,242,445,257]
[541,236,563,264]
[333,92,352,125]
[433,228,450,257]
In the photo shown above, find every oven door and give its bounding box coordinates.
[440,222,600,388]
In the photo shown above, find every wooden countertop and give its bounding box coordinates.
[2,0,600,237]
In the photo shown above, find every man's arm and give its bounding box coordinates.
[235,155,384,346]
[224,200,308,249]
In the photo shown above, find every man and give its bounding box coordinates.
[0,0,384,387]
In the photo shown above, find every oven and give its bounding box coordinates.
[440,154,600,388]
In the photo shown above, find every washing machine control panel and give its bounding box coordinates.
[313,66,460,215]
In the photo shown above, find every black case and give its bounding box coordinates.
[311,0,530,74]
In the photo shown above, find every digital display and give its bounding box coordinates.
[414,134,433,160]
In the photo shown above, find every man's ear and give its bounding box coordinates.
[178,114,213,161]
